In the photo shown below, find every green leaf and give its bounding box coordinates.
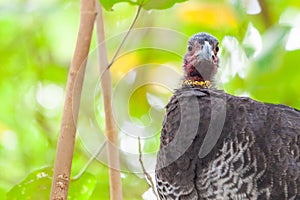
[7,167,53,200]
[6,167,97,200]
[100,0,133,11]
[68,173,97,200]
[99,0,187,11]
[141,0,187,10]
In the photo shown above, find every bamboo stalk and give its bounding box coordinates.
[50,0,96,199]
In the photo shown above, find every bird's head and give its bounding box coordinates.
[183,32,219,87]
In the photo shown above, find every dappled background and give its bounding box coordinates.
[0,0,300,199]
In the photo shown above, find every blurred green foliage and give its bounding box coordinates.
[7,167,97,200]
[0,0,300,199]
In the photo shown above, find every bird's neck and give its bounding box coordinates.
[183,64,209,88]
[182,79,211,88]
[183,64,205,82]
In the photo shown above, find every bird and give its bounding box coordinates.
[155,32,300,200]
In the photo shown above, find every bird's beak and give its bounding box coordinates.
[194,41,218,81]
[204,41,213,57]
[195,41,214,63]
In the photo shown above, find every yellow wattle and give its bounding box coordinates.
[183,80,211,88]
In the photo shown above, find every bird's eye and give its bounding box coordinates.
[215,46,219,52]
[188,46,193,51]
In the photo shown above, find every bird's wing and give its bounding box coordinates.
[155,88,211,200]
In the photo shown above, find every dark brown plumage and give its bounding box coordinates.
[155,32,300,200]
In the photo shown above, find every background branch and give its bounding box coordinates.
[96,1,123,199]
[50,0,96,199]
[138,137,159,200]
[106,4,142,70]
[68,3,143,197]
[72,141,106,181]
[257,0,272,28]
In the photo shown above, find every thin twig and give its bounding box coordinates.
[106,4,142,70]
[72,141,106,181]
[138,137,159,200]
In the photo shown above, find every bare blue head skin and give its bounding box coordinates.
[183,32,219,82]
